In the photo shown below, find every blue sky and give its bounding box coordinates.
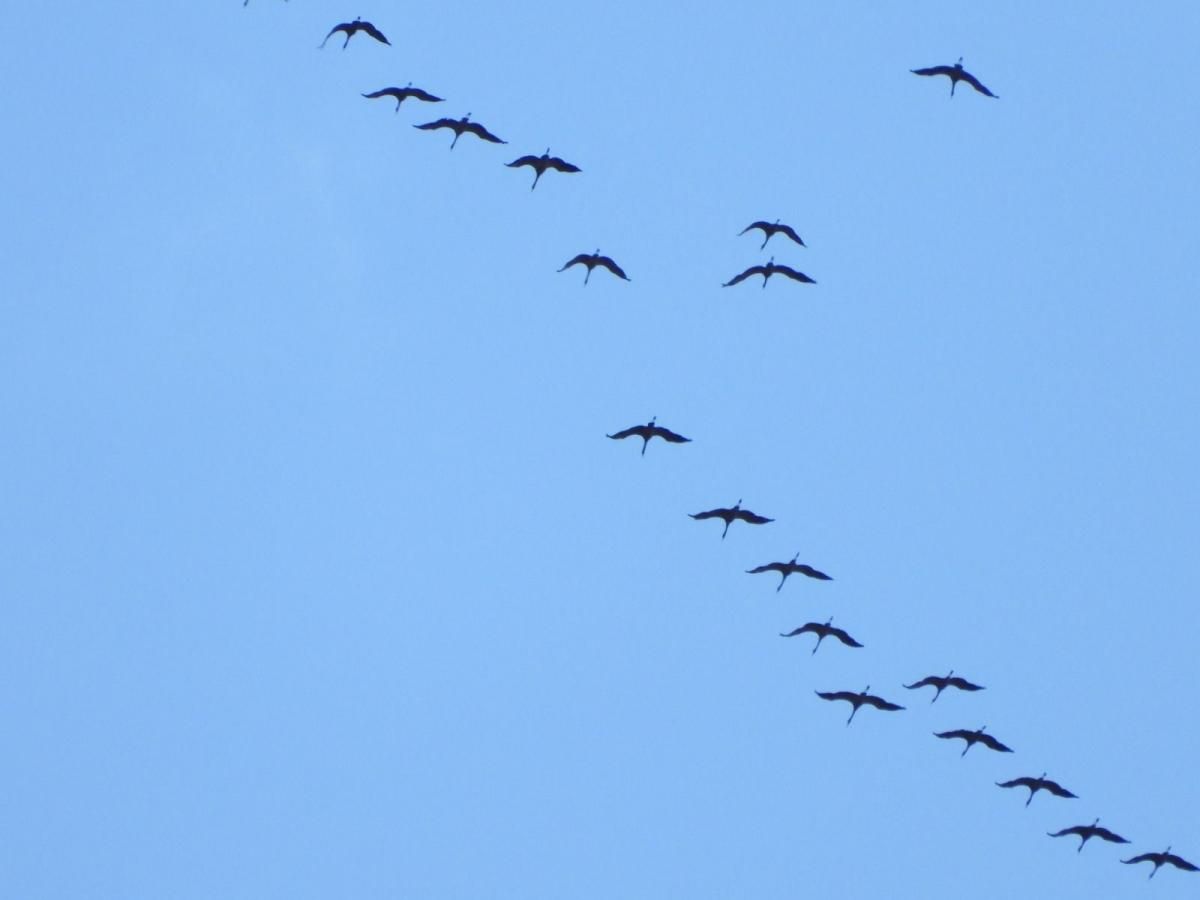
[2,2,1198,897]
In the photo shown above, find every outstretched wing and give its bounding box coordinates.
[862,694,904,711]
[648,425,689,443]
[828,626,863,648]
[780,624,817,638]
[1041,779,1077,799]
[794,564,831,580]
[934,729,971,741]
[607,425,649,441]
[815,690,856,704]
[546,157,581,173]
[595,256,629,280]
[360,21,390,44]
[1048,826,1086,839]
[414,118,456,132]
[362,88,400,100]
[959,69,997,97]
[747,562,787,575]
[405,87,443,102]
[904,676,940,690]
[558,254,591,272]
[507,155,541,169]
[946,676,985,692]
[997,777,1036,790]
[977,733,1013,753]
[1092,826,1129,844]
[911,65,957,78]
[774,264,816,284]
[733,509,773,525]
[689,508,727,521]
[1122,854,1159,866]
[723,266,765,287]
[1165,854,1200,872]
[775,223,806,247]
[739,221,772,236]
[464,121,506,143]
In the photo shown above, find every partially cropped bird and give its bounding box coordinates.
[739,220,806,251]
[746,553,832,592]
[1121,847,1199,879]
[902,670,985,703]
[689,499,773,539]
[934,726,1013,757]
[506,149,581,190]
[362,84,443,112]
[1048,819,1130,853]
[996,773,1077,807]
[815,686,904,725]
[320,18,390,49]
[911,58,997,98]
[414,114,505,149]
[558,250,629,284]
[606,417,690,455]
[722,258,815,289]
[780,618,862,655]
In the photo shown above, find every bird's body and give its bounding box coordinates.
[414,114,505,149]
[607,418,690,455]
[739,219,806,251]
[320,18,390,49]
[903,670,985,703]
[558,250,629,284]
[911,58,997,98]
[780,618,862,654]
[507,149,581,190]
[1048,819,1130,853]
[934,726,1013,756]
[996,772,1077,807]
[746,553,832,592]
[815,686,904,725]
[1121,847,1198,879]
[723,257,815,289]
[362,84,443,112]
[689,499,773,539]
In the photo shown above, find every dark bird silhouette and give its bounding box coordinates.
[689,499,773,539]
[815,685,904,725]
[746,553,832,592]
[558,250,629,284]
[414,114,505,149]
[739,220,806,251]
[780,618,862,654]
[934,725,1013,756]
[320,18,390,49]
[506,148,581,190]
[996,772,1077,807]
[362,84,443,112]
[607,417,690,455]
[911,58,997,98]
[1121,847,1198,879]
[722,257,815,289]
[1048,819,1130,853]
[903,670,985,703]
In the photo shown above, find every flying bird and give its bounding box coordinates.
[722,258,815,289]
[902,670,985,703]
[689,499,772,539]
[362,84,443,112]
[1121,847,1198,879]
[414,114,505,149]
[558,250,629,284]
[1048,819,1130,853]
[320,18,390,49]
[815,686,904,725]
[780,618,862,654]
[934,726,1013,757]
[606,417,690,455]
[739,220,806,251]
[506,149,581,190]
[996,773,1077,807]
[746,553,832,592]
[911,58,997,98]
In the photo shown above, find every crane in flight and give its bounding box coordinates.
[934,726,1013,757]
[606,418,690,455]
[506,149,581,190]
[739,220,806,250]
[1048,819,1130,853]
[815,686,904,725]
[910,58,997,98]
[362,84,443,112]
[320,18,390,49]
[558,250,629,284]
[414,114,505,149]
[902,670,985,703]
[780,619,862,654]
[1121,847,1198,879]
[996,773,1077,807]
[723,258,815,289]
[689,499,773,539]
[746,553,832,592]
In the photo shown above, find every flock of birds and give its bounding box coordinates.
[241,6,1195,884]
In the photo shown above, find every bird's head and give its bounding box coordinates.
[734,498,742,509]
[978,725,987,733]
[1039,771,1047,780]
[955,56,964,68]
[544,147,551,157]
[648,416,656,426]
[862,685,871,695]
[1091,818,1101,826]
[947,669,955,677]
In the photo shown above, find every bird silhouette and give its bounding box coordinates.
[934,726,1013,757]
[996,773,1077,807]
[902,670,985,703]
[1121,847,1198,879]
[689,499,773,539]
[414,114,505,149]
[739,220,806,251]
[362,84,443,112]
[506,149,581,190]
[320,18,390,49]
[606,417,690,455]
[558,250,629,284]
[780,618,862,654]
[746,553,832,591]
[1048,819,1130,853]
[815,686,904,725]
[911,58,997,98]
[722,258,815,289]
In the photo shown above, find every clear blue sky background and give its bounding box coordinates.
[3,2,1198,897]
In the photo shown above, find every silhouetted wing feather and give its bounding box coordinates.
[912,65,956,77]
[739,221,772,235]
[1122,854,1158,866]
[415,118,456,131]
[595,256,629,280]
[862,695,904,711]
[325,23,351,40]
[363,88,399,99]
[780,625,817,637]
[946,676,984,692]
[1048,826,1087,839]
[558,254,591,272]
[795,564,831,580]
[689,509,726,521]
[407,88,442,102]
[829,627,862,648]
[723,266,766,287]
[360,22,390,44]
[934,729,973,741]
[773,264,816,284]
[1092,827,1129,844]
[775,223,806,246]
[904,677,940,690]
[507,155,541,168]
[746,562,787,575]
[546,157,581,173]
[1165,854,1199,871]
[464,122,505,143]
[733,510,772,525]
[997,777,1035,790]
[649,426,689,443]
[607,425,649,440]
[960,70,997,97]
[815,691,856,704]
[1041,780,1077,799]
[977,733,1013,753]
